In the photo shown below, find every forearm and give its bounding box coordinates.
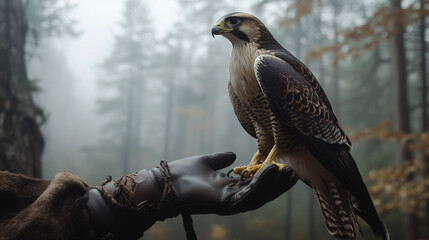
[88,168,168,239]
[0,153,297,240]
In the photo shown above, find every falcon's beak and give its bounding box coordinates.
[211,21,232,38]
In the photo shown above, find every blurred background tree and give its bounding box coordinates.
[83,0,154,176]
[0,0,79,178]
[0,0,44,177]
[0,0,427,239]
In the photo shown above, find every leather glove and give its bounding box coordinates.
[158,152,298,216]
[87,152,297,239]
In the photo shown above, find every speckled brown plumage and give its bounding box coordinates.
[255,53,351,147]
[228,81,256,138]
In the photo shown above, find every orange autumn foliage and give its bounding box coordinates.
[349,120,429,153]
[348,121,429,216]
[365,159,429,216]
[306,1,429,64]
[273,0,429,65]
[279,0,317,25]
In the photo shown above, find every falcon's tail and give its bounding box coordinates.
[300,134,389,239]
[314,182,357,240]
[314,179,390,240]
[338,151,390,240]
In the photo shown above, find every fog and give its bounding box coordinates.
[31,0,259,182]
[22,0,427,239]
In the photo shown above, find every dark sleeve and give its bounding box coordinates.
[88,169,163,240]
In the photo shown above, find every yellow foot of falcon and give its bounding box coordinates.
[233,146,287,178]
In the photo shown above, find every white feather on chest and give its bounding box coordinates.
[229,42,266,103]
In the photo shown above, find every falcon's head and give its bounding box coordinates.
[211,12,278,47]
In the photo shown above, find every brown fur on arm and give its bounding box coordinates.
[0,171,89,240]
[0,171,50,219]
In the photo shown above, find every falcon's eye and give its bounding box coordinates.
[229,17,239,25]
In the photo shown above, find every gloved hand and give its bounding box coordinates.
[159,152,297,216]
[87,152,297,240]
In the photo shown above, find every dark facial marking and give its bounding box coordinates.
[228,16,251,43]
[232,29,250,43]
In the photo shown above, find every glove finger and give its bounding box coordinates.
[270,166,298,194]
[279,166,298,185]
[242,164,295,202]
[225,165,297,215]
[204,152,236,170]
[231,164,278,201]
[226,164,279,212]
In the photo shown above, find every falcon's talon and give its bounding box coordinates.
[227,169,234,178]
[233,166,245,175]
[240,170,250,181]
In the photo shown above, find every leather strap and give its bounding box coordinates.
[156,160,173,209]
[157,160,198,240]
[182,213,198,240]
[87,163,199,240]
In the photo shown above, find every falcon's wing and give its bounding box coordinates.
[254,54,375,221]
[254,53,350,147]
[272,51,337,119]
[254,53,388,238]
[228,81,257,138]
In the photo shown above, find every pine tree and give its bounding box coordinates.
[92,0,154,173]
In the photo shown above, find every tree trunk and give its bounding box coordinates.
[420,0,427,134]
[163,73,175,161]
[315,1,325,86]
[122,40,144,173]
[132,67,143,170]
[122,74,133,173]
[284,192,293,240]
[419,0,429,237]
[308,190,316,240]
[389,0,418,239]
[332,0,341,118]
[0,0,44,178]
[390,0,411,162]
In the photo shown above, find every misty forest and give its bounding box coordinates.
[1,0,428,239]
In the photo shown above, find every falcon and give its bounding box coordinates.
[211,12,389,240]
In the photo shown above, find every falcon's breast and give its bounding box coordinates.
[229,42,265,103]
[229,43,302,155]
